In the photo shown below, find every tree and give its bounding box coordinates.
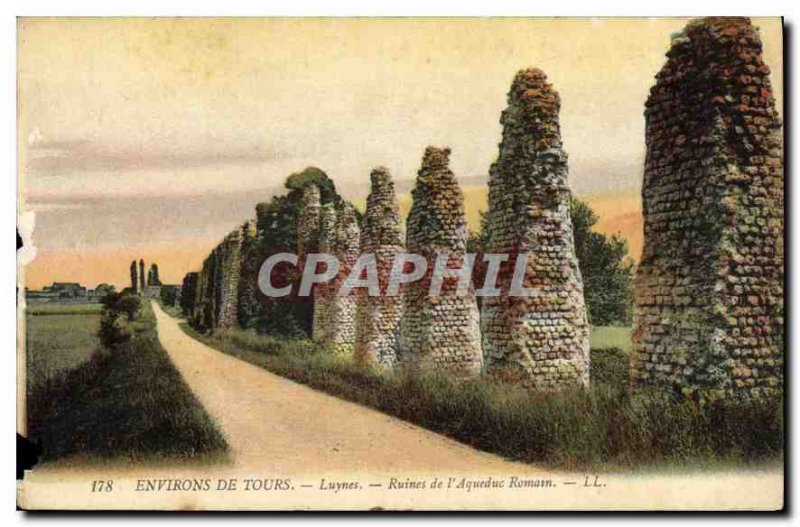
[148,263,161,286]
[180,272,199,317]
[99,291,141,349]
[130,261,138,293]
[570,197,635,326]
[252,167,345,337]
[139,259,145,291]
[160,285,178,306]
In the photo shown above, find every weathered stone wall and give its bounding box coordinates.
[632,17,783,399]
[481,68,590,389]
[398,147,483,376]
[354,167,405,367]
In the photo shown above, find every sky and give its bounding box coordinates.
[18,17,784,289]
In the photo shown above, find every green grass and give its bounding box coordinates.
[27,303,103,316]
[25,312,101,394]
[182,325,782,472]
[590,326,632,352]
[158,302,184,319]
[27,301,228,463]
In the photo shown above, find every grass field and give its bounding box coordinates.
[590,326,632,352]
[182,325,782,471]
[25,306,102,395]
[27,303,103,316]
[27,300,228,463]
[158,302,183,318]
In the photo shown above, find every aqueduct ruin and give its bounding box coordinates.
[183,17,782,397]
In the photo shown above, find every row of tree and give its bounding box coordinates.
[129,259,161,293]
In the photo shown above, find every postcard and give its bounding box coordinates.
[16,16,784,511]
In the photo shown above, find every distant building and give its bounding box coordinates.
[44,282,86,298]
[143,285,162,299]
[26,281,109,304]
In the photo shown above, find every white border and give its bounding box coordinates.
[4,1,796,525]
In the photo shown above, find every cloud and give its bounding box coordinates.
[27,127,44,146]
[25,139,281,175]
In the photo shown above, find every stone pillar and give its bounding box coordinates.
[481,68,590,389]
[399,146,483,377]
[217,228,244,329]
[632,17,783,400]
[297,184,322,262]
[193,250,219,331]
[354,167,404,367]
[312,203,337,344]
[328,203,361,355]
[237,220,261,329]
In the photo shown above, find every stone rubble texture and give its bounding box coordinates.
[354,167,405,367]
[398,147,483,377]
[481,68,591,389]
[191,226,245,331]
[236,220,261,329]
[327,203,362,355]
[217,229,244,329]
[632,17,784,400]
[310,203,338,345]
[297,185,322,262]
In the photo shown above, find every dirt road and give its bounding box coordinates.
[19,302,783,510]
[150,302,530,474]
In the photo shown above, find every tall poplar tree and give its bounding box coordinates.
[149,263,161,286]
[130,260,138,293]
[139,259,145,291]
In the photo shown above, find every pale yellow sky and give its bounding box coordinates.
[18,17,784,288]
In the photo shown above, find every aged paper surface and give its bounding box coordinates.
[17,17,784,511]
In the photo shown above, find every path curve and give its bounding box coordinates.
[151,302,535,475]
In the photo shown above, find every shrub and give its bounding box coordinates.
[590,347,629,389]
[28,300,227,461]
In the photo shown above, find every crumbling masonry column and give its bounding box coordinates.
[236,220,261,329]
[311,203,338,344]
[632,18,783,399]
[354,167,404,367]
[398,147,483,376]
[481,68,590,389]
[297,184,322,262]
[328,203,361,355]
[217,228,244,329]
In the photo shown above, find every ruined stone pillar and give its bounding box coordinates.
[632,18,783,399]
[312,203,337,344]
[354,167,404,367]
[399,147,483,377]
[481,68,590,389]
[297,184,322,262]
[217,228,244,329]
[328,203,361,355]
[236,220,261,329]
